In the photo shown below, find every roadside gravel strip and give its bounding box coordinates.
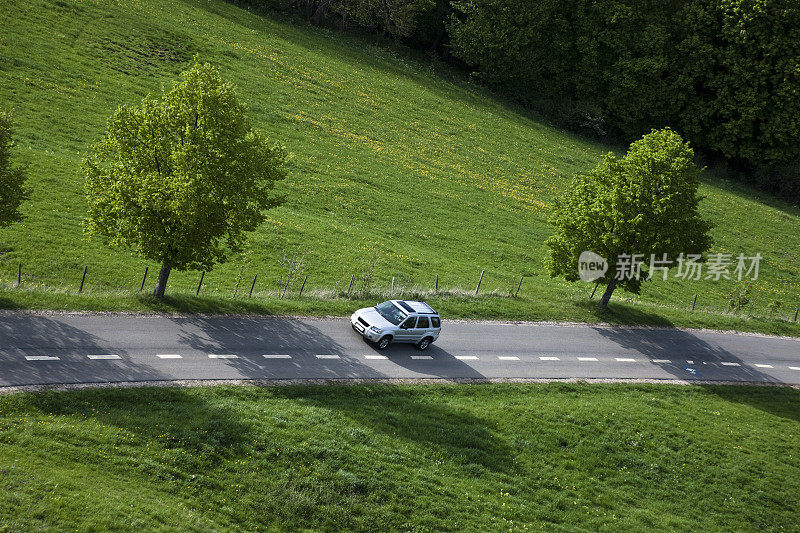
[1,313,798,388]
[2,377,798,395]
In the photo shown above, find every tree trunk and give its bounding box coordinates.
[598,278,617,309]
[309,0,329,26]
[153,261,171,298]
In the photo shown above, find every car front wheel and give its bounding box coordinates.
[376,336,392,350]
[416,337,432,351]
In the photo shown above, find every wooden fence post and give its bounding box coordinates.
[299,275,307,297]
[692,294,697,311]
[79,266,87,293]
[196,272,205,296]
[17,263,21,287]
[516,276,523,296]
[590,281,599,299]
[347,274,354,297]
[435,274,439,294]
[794,307,798,323]
[249,274,257,298]
[475,270,485,296]
[391,276,395,294]
[140,266,148,292]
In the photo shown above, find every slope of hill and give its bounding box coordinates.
[0,0,798,333]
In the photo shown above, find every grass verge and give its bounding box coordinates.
[0,384,798,531]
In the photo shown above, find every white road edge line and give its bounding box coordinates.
[754,364,773,368]
[498,356,520,361]
[88,354,121,360]
[578,357,599,362]
[720,362,740,366]
[651,359,671,363]
[539,356,559,361]
[208,354,238,359]
[25,355,60,361]
[316,354,340,359]
[410,355,433,360]
[263,354,292,359]
[364,355,388,360]
[616,358,636,362]
[157,354,182,359]
[455,356,479,360]
[789,366,800,371]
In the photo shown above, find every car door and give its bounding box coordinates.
[396,316,418,342]
[413,315,430,342]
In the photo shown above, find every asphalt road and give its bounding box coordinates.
[1,314,799,387]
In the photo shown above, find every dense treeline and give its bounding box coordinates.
[234,0,800,199]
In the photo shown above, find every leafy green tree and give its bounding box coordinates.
[84,60,287,298]
[546,128,712,308]
[0,110,29,229]
[333,0,435,39]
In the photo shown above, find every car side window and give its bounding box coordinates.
[401,317,417,329]
[431,317,440,328]
[417,316,429,329]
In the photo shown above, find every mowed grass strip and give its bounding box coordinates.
[0,384,798,530]
[0,0,799,327]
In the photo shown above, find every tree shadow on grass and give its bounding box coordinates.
[269,384,518,475]
[135,294,277,315]
[0,296,24,310]
[576,300,676,328]
[24,386,256,473]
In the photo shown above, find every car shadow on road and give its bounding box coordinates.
[356,334,488,380]
[0,315,164,386]
[591,325,800,422]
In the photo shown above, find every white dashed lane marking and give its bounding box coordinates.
[651,359,671,363]
[754,364,773,368]
[263,354,292,359]
[578,357,598,362]
[410,355,433,360]
[25,355,60,361]
[157,354,182,359]
[208,354,238,359]
[721,362,740,366]
[539,356,560,361]
[455,356,478,360]
[88,354,121,360]
[498,356,520,361]
[364,355,388,360]
[315,354,340,359]
[686,360,694,364]
[616,358,636,362]
[790,366,800,371]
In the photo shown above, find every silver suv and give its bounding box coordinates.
[351,300,441,350]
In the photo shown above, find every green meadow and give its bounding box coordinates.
[1,0,799,333]
[1,384,798,531]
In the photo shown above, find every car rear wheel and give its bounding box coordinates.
[376,336,392,350]
[416,337,432,351]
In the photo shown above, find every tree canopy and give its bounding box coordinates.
[84,59,287,297]
[0,110,29,229]
[546,128,712,308]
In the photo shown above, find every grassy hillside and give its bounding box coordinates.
[0,0,799,332]
[1,384,798,531]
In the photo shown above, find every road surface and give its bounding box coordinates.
[1,314,799,387]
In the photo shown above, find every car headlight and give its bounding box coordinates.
[369,326,382,334]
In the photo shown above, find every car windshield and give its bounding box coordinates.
[375,301,407,325]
